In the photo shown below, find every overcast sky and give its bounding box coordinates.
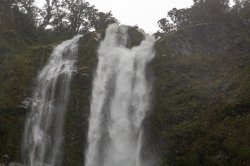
[86,0,195,33]
[36,0,234,33]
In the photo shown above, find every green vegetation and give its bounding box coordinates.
[151,49,250,165]
[0,0,118,44]
[0,0,250,165]
[148,1,250,164]
[0,0,117,163]
[0,30,53,161]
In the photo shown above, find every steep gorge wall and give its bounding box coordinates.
[0,24,250,166]
[148,24,250,166]
[0,27,145,165]
[0,31,53,162]
[0,31,101,164]
[63,27,147,165]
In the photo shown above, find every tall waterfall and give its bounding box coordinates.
[85,25,155,166]
[22,35,82,166]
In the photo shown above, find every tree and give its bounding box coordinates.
[157,18,174,33]
[205,0,230,22]
[190,0,230,24]
[1,0,119,41]
[168,8,191,28]
[15,0,39,22]
[89,11,118,31]
[62,0,91,34]
[39,0,56,28]
[0,0,15,31]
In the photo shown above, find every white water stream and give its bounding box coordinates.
[22,35,82,166]
[85,24,155,166]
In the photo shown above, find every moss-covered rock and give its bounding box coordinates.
[148,25,250,165]
[1,24,250,166]
[0,31,53,162]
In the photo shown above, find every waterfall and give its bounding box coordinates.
[22,35,82,166]
[85,24,155,166]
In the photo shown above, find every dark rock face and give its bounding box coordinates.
[63,32,100,166]
[126,27,145,48]
[1,24,250,166]
[63,27,147,165]
[0,26,145,165]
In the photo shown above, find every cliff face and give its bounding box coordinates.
[0,31,53,162]
[63,27,147,165]
[63,32,99,166]
[0,25,250,166]
[149,24,250,165]
[0,31,101,164]
[0,27,145,164]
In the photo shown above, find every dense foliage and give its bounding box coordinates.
[156,0,250,38]
[0,0,250,165]
[0,0,118,43]
[0,0,117,163]
[149,0,250,165]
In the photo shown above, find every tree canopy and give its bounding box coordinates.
[0,0,118,42]
[157,0,250,37]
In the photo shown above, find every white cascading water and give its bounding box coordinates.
[85,24,155,166]
[22,35,82,166]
